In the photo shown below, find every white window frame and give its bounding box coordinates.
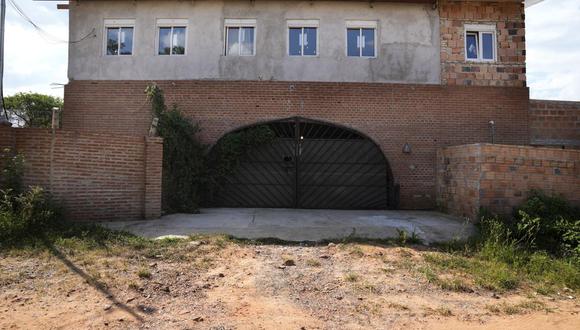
[224,19,257,56]
[156,19,188,56]
[287,20,319,57]
[464,24,497,62]
[345,20,378,58]
[103,19,135,56]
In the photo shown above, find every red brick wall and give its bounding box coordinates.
[439,0,526,87]
[7,128,162,221]
[529,100,580,149]
[64,80,529,210]
[437,144,580,220]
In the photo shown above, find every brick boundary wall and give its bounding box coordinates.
[0,125,163,222]
[529,99,580,149]
[437,143,580,221]
[64,80,529,210]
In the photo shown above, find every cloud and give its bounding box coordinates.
[4,0,68,98]
[526,0,580,101]
[3,0,580,101]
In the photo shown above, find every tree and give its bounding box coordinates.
[4,92,63,128]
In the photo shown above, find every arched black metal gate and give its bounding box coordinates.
[210,118,392,209]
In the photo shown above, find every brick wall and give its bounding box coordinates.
[439,0,526,87]
[64,80,530,210]
[0,126,163,222]
[529,99,580,149]
[437,143,580,220]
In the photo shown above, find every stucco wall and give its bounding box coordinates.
[68,0,440,84]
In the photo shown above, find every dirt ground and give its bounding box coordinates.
[1,238,578,330]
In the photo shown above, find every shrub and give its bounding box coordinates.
[146,84,207,213]
[0,149,24,194]
[0,187,62,245]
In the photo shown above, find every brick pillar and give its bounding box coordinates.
[144,136,163,219]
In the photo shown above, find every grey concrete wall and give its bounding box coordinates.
[68,0,441,84]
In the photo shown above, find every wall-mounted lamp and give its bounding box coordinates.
[402,143,412,154]
[489,120,496,144]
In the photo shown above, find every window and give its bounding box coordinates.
[288,20,318,56]
[104,19,134,56]
[465,24,496,61]
[346,21,377,58]
[157,19,188,56]
[225,19,256,56]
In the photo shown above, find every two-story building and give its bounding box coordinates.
[61,0,536,211]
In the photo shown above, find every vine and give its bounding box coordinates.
[145,84,276,212]
[146,84,207,213]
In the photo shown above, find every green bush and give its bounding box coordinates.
[0,149,24,194]
[0,187,62,246]
[146,84,207,213]
[516,190,580,259]
[473,192,580,291]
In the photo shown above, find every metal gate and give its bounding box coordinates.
[211,118,391,209]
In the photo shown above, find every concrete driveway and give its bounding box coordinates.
[102,208,477,244]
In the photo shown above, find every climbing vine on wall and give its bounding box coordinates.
[145,84,276,212]
[146,84,207,213]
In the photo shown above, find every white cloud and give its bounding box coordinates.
[3,0,580,101]
[4,0,68,98]
[526,0,580,101]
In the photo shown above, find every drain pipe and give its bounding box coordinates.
[489,120,495,144]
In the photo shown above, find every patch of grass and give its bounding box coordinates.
[418,265,474,292]
[344,272,359,282]
[422,249,579,294]
[486,300,546,315]
[386,302,410,311]
[424,306,453,317]
[137,268,152,279]
[436,307,453,317]
[396,229,422,245]
[306,259,321,267]
[350,245,365,257]
[356,282,380,294]
[438,278,473,293]
[128,282,140,291]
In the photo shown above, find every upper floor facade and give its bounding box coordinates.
[66,0,528,87]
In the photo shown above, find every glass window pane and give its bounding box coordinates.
[289,28,302,56]
[362,28,375,57]
[466,33,478,59]
[172,27,186,55]
[226,27,239,55]
[347,28,360,57]
[303,27,317,56]
[240,27,254,56]
[158,27,172,55]
[482,33,494,60]
[119,27,133,55]
[106,28,119,55]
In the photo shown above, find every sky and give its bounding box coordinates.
[3,0,580,101]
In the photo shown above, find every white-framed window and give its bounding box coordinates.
[104,19,135,56]
[157,19,188,56]
[464,24,497,62]
[346,21,377,58]
[287,20,319,57]
[224,19,256,56]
